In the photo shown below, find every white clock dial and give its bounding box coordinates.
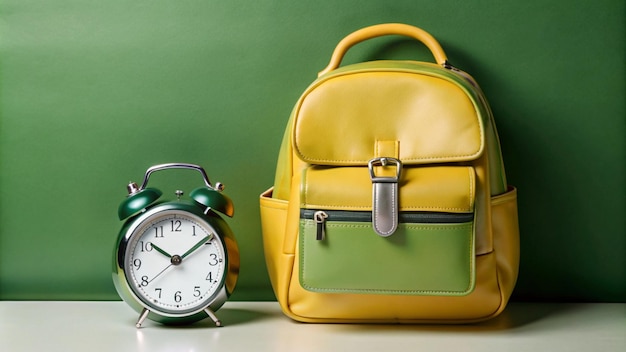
[124,210,226,316]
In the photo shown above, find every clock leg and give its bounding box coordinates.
[136,308,150,328]
[204,307,222,327]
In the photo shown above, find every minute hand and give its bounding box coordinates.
[181,234,213,259]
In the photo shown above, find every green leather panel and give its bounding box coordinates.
[299,219,475,295]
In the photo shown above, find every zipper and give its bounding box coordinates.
[301,209,474,241]
[312,211,328,240]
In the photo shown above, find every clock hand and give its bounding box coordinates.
[145,234,214,284]
[148,263,173,284]
[181,234,214,259]
[146,247,188,284]
[150,243,173,258]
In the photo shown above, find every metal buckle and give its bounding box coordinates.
[368,157,402,182]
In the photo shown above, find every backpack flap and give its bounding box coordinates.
[293,68,485,166]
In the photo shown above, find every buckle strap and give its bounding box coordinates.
[368,157,402,237]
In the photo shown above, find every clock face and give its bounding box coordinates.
[123,209,227,316]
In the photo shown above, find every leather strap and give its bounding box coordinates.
[369,157,402,237]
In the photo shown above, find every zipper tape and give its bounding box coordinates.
[301,209,474,223]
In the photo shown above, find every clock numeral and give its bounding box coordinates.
[155,226,164,238]
[140,241,153,252]
[133,259,142,270]
[193,286,201,297]
[192,226,197,236]
[154,288,162,298]
[174,291,182,303]
[141,276,149,287]
[209,253,219,266]
[206,272,213,282]
[171,220,182,232]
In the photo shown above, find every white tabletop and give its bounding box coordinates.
[1,301,624,352]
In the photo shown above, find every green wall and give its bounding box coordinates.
[1,0,624,302]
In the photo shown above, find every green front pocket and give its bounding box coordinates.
[299,211,475,296]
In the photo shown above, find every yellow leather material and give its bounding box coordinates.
[259,188,289,297]
[260,24,519,323]
[490,186,520,303]
[374,140,399,159]
[301,166,475,213]
[294,71,483,165]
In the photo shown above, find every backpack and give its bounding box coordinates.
[259,23,519,323]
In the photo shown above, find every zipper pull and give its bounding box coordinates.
[314,211,328,241]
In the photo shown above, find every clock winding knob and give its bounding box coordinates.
[127,182,140,195]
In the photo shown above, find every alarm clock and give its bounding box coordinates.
[112,163,239,327]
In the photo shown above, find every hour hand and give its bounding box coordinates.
[150,243,173,258]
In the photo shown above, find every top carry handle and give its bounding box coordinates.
[318,23,448,77]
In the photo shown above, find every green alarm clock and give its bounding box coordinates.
[112,163,239,328]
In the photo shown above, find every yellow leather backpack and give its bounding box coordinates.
[260,23,519,323]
